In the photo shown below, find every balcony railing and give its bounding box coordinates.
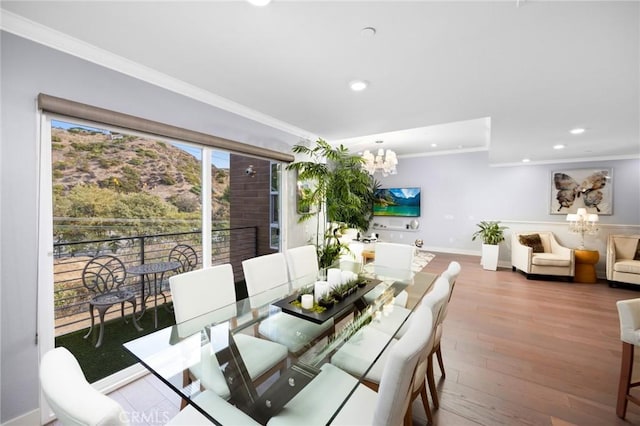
[53,226,258,336]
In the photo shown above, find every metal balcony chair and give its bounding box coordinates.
[168,244,198,273]
[82,255,142,348]
[154,243,199,306]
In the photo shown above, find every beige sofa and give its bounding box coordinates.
[511,231,575,280]
[607,235,640,286]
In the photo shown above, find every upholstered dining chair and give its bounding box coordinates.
[365,261,460,411]
[40,347,260,426]
[169,264,288,402]
[616,298,640,418]
[432,260,461,381]
[267,299,435,426]
[242,252,334,355]
[284,245,319,289]
[330,275,451,423]
[364,242,415,307]
[368,260,461,339]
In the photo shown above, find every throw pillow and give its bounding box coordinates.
[635,241,640,261]
[519,234,544,253]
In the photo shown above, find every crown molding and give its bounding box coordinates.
[0,9,317,142]
[491,153,640,168]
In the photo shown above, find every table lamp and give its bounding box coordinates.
[566,208,599,249]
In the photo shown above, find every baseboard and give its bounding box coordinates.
[2,409,39,426]
[424,246,479,257]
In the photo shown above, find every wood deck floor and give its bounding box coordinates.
[99,251,640,425]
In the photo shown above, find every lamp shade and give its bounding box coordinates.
[587,214,599,222]
[566,214,579,221]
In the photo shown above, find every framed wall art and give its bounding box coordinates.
[550,168,612,215]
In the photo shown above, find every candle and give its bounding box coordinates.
[327,268,342,289]
[314,280,329,302]
[301,294,314,310]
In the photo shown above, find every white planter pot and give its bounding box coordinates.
[481,244,500,271]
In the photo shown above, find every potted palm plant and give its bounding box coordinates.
[287,139,376,269]
[472,221,508,271]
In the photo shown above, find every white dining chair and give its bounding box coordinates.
[40,347,260,426]
[284,245,319,289]
[169,264,288,400]
[242,252,334,355]
[330,275,450,422]
[368,260,460,339]
[432,260,461,381]
[616,298,640,418]
[267,297,435,426]
[364,242,415,307]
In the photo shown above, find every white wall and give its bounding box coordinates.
[372,151,640,274]
[0,32,304,423]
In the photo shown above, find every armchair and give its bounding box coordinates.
[511,231,574,280]
[607,235,640,286]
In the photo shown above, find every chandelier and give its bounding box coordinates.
[361,148,398,176]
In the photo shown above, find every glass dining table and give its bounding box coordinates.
[123,262,437,425]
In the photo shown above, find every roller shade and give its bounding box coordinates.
[38,93,294,163]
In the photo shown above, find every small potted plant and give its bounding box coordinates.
[355,275,368,288]
[318,294,336,309]
[331,283,349,302]
[472,220,508,271]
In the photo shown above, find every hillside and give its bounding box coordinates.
[51,126,229,220]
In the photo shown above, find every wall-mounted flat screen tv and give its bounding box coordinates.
[373,187,421,217]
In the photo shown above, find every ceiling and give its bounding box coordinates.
[2,0,639,165]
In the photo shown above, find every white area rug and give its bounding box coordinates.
[363,250,435,274]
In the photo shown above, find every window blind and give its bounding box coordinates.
[38,93,294,163]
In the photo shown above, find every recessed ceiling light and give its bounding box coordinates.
[431,143,437,148]
[553,144,566,150]
[522,158,530,163]
[247,0,271,6]
[570,128,585,135]
[349,80,368,92]
[361,27,376,37]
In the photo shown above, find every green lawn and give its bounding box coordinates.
[55,305,176,383]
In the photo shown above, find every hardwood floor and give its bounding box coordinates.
[412,252,640,426]
[109,251,640,425]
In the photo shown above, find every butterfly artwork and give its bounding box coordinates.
[551,169,612,214]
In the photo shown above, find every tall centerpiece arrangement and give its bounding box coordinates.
[287,139,377,269]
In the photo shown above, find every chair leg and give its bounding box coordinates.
[420,382,433,424]
[96,307,108,348]
[180,370,190,410]
[129,299,143,331]
[403,404,413,426]
[427,354,439,409]
[617,342,634,418]
[83,304,96,339]
[120,301,128,324]
[435,344,445,378]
